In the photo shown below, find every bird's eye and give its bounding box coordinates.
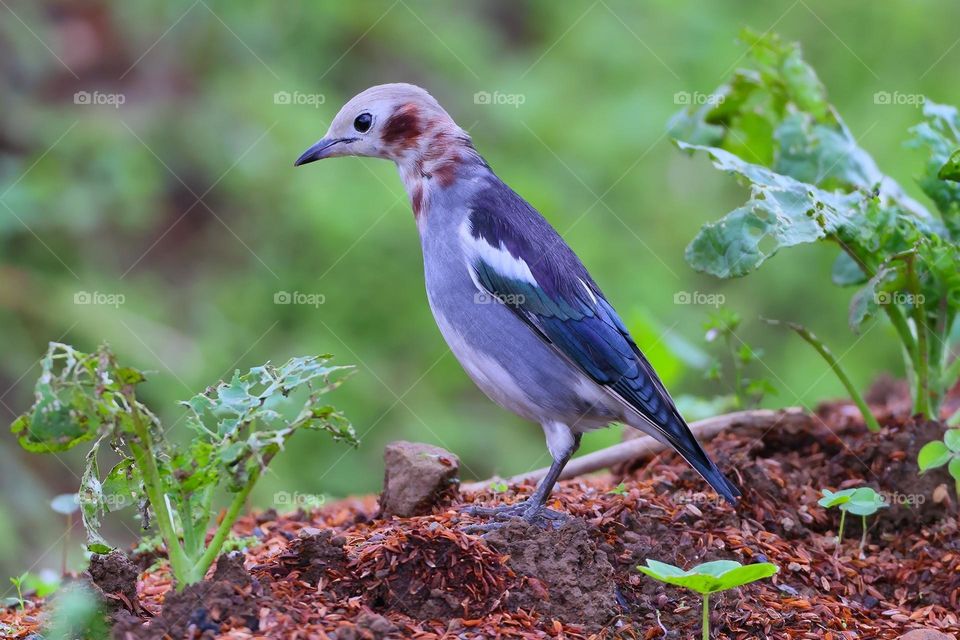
[353,113,373,133]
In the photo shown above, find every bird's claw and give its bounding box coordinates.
[460,501,568,533]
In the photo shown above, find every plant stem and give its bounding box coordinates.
[765,319,881,432]
[61,513,70,576]
[726,335,743,409]
[702,593,710,640]
[906,255,931,418]
[837,509,846,544]
[859,515,868,551]
[126,403,191,586]
[188,468,260,586]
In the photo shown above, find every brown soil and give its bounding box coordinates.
[88,550,140,611]
[3,400,959,639]
[111,552,266,639]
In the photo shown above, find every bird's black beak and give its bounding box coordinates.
[294,137,349,166]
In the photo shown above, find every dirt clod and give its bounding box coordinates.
[379,441,459,517]
[112,552,263,639]
[88,550,139,611]
[483,518,619,627]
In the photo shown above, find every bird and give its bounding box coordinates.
[295,83,739,524]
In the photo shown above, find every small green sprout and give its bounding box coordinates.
[489,480,509,494]
[8,572,28,610]
[818,487,888,551]
[638,559,778,640]
[918,429,960,505]
[608,482,628,496]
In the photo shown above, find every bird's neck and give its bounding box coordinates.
[394,129,483,223]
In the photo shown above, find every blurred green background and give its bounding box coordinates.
[1,0,958,581]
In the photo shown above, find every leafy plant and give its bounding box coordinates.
[638,558,778,640]
[703,308,777,409]
[11,343,357,590]
[671,29,960,425]
[818,487,888,552]
[918,428,960,503]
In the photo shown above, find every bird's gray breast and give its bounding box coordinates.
[417,191,616,429]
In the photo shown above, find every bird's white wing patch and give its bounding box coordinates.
[459,219,537,288]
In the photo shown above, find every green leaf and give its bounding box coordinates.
[691,560,743,578]
[638,558,778,595]
[102,459,139,512]
[939,149,960,182]
[948,456,960,482]
[848,265,899,334]
[87,543,112,554]
[944,429,960,452]
[841,487,887,516]
[818,488,856,508]
[909,101,960,235]
[918,440,952,471]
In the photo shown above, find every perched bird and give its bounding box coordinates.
[295,83,739,523]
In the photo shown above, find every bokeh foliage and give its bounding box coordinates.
[1,0,958,579]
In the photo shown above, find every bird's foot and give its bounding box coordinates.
[460,500,568,533]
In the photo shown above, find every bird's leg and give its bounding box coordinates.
[463,433,581,530]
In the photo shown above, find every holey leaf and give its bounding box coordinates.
[678,141,865,278]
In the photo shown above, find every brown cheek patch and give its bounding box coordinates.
[382,103,422,149]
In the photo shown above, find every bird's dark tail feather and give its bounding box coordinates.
[660,416,740,504]
[673,442,740,504]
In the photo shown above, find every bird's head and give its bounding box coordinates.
[294,83,468,170]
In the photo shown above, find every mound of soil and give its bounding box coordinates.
[4,399,960,639]
[483,518,619,626]
[111,552,266,639]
